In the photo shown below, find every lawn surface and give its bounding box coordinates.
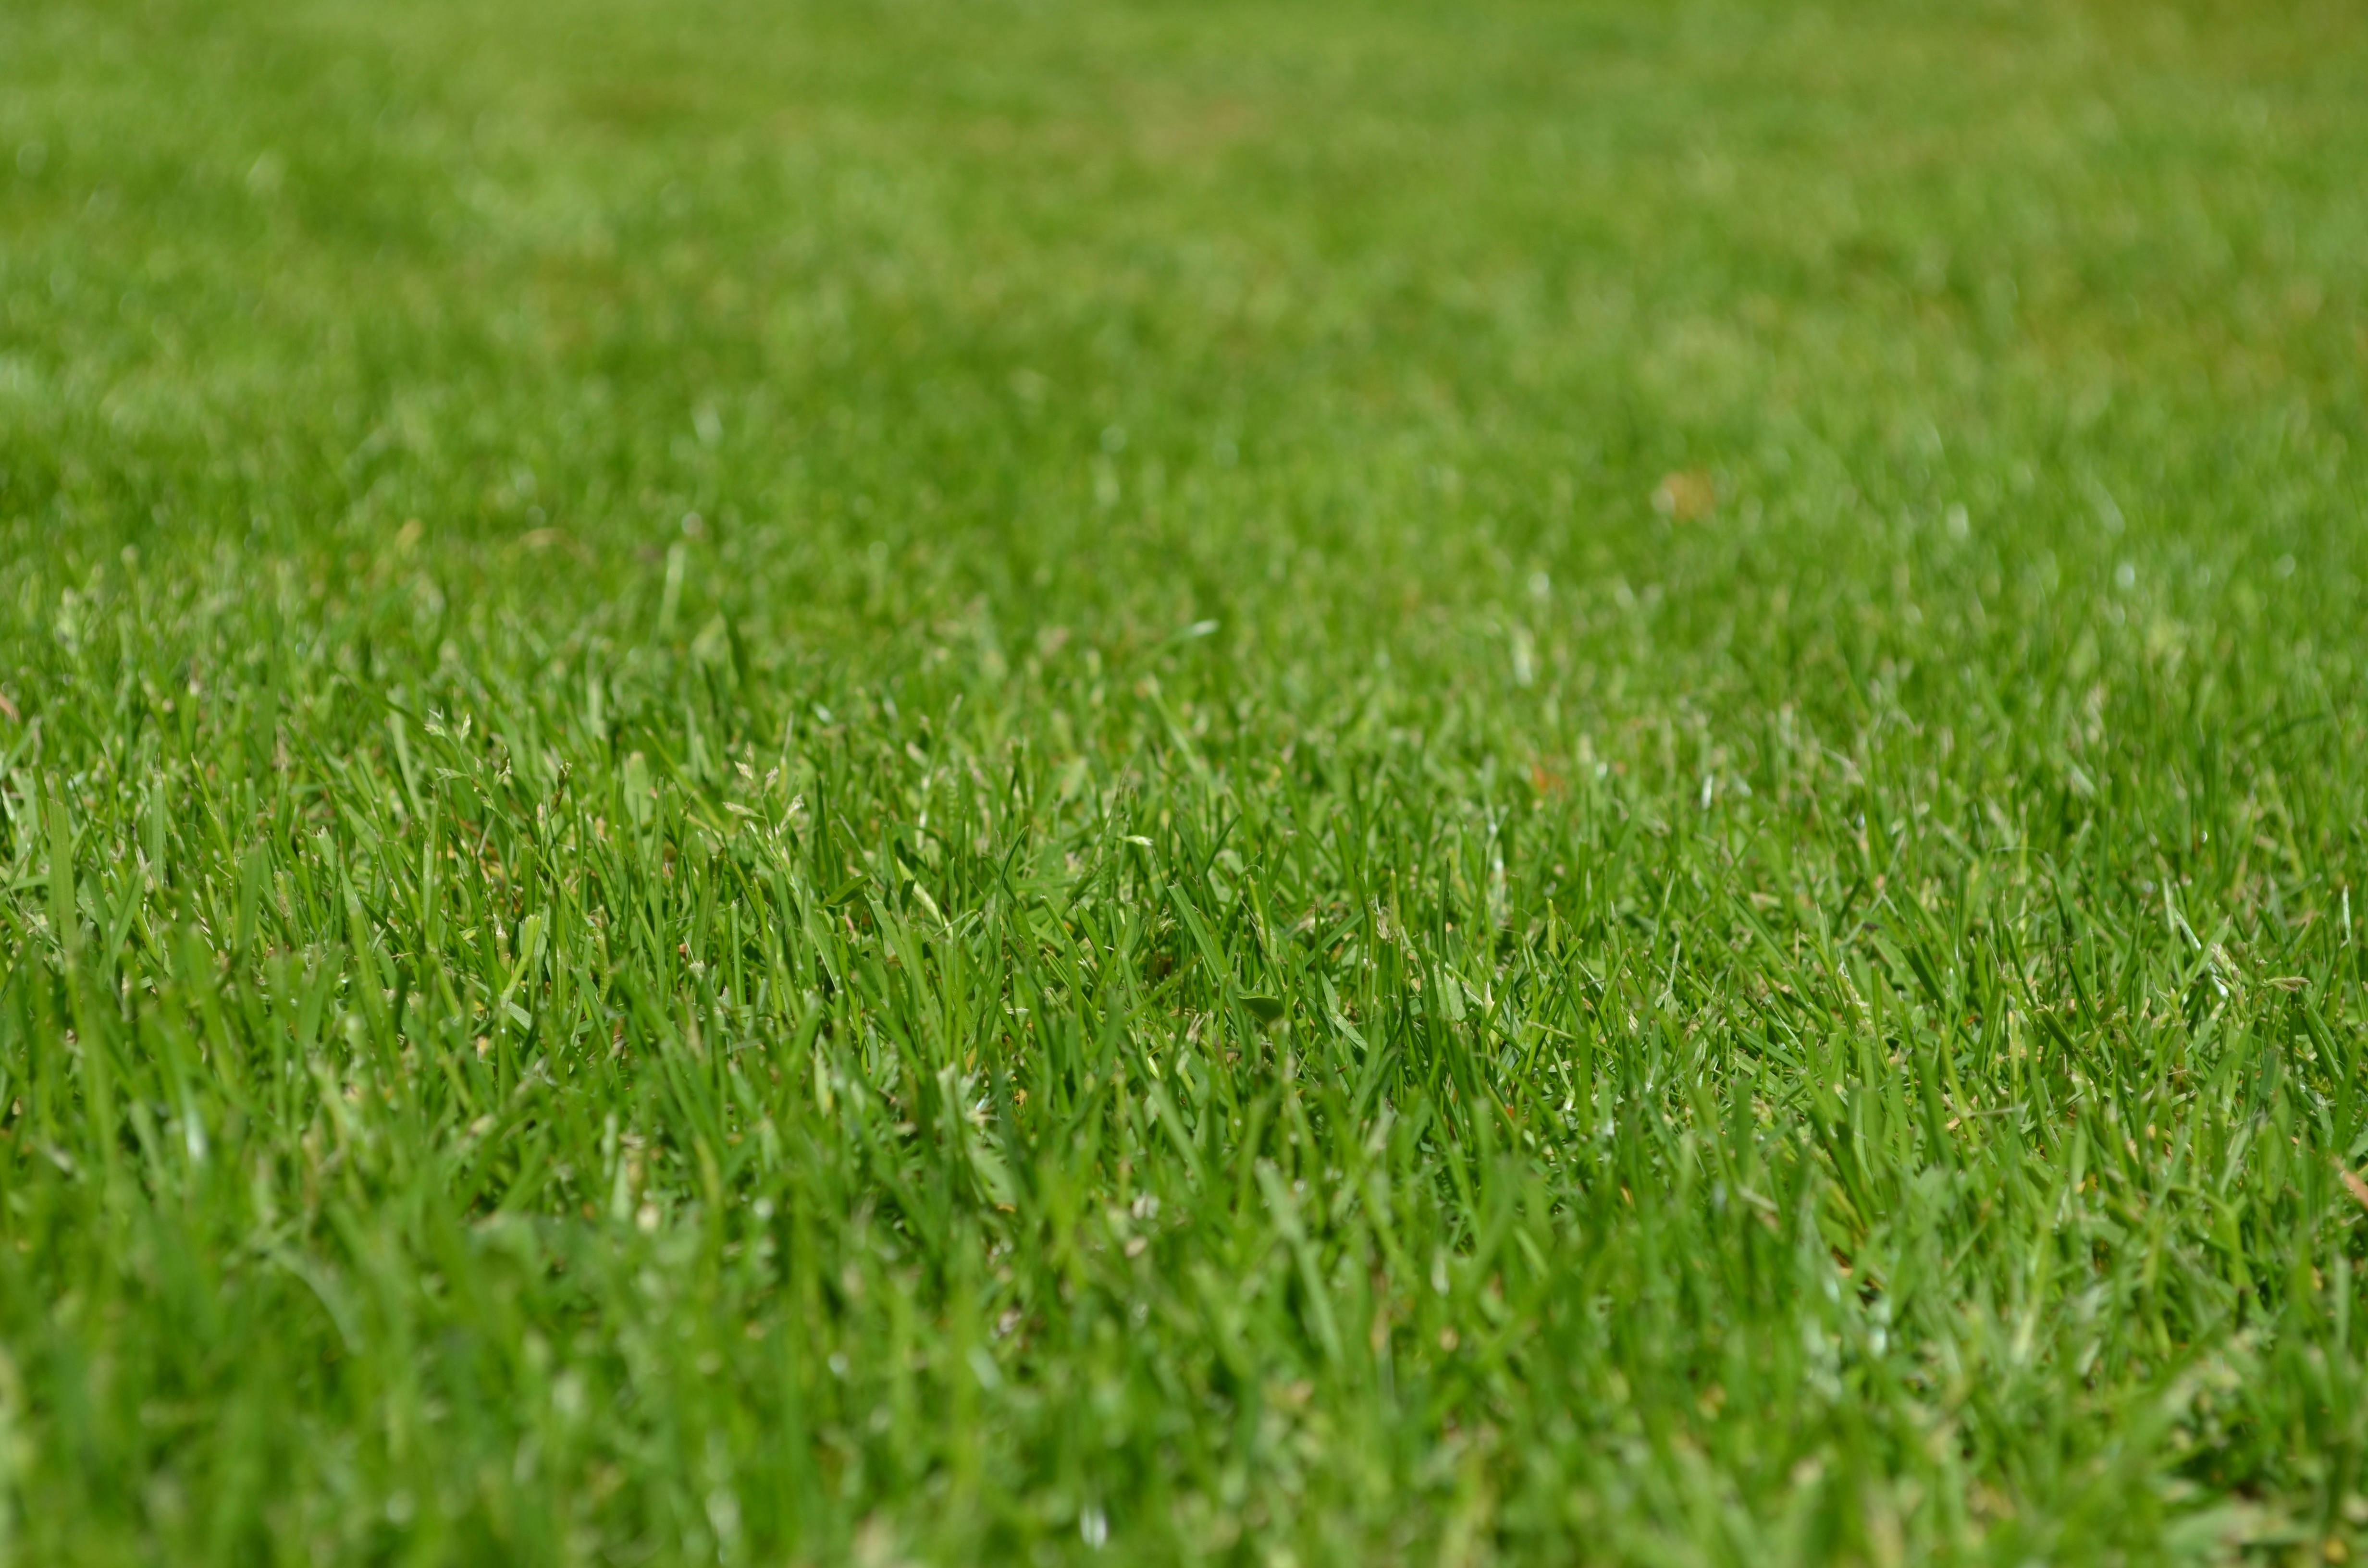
[4,0,2368,1562]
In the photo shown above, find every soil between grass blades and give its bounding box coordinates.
[3,0,2368,1562]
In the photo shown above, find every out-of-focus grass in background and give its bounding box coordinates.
[3,0,2367,1562]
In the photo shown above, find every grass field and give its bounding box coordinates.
[4,0,2368,1561]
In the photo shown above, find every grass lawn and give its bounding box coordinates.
[4,0,2368,1560]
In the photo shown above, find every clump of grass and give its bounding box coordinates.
[3,0,2366,1561]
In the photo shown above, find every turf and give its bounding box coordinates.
[4,0,2368,1561]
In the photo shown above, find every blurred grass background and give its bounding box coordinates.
[10,0,2361,643]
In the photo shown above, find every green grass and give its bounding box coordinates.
[4,0,2368,1561]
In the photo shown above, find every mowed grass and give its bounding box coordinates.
[4,0,2368,1561]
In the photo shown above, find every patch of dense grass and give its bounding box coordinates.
[3,0,2367,1561]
